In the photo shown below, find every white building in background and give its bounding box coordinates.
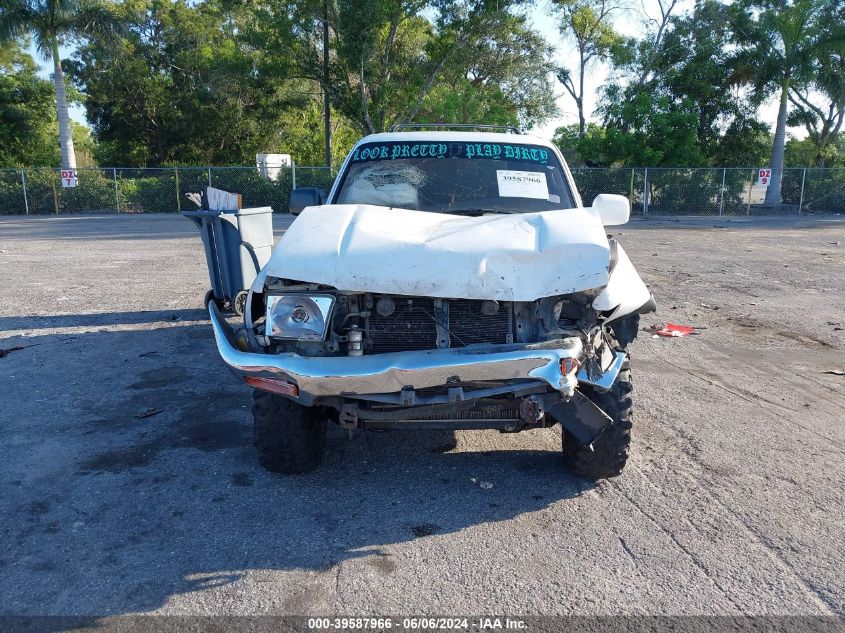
[256,154,293,181]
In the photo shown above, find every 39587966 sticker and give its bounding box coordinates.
[495,170,548,199]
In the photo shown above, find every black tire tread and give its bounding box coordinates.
[562,359,633,479]
[252,390,326,473]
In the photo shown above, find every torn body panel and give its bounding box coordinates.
[592,243,653,322]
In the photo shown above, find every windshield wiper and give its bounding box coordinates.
[446,208,515,216]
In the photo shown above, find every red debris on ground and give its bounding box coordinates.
[651,323,697,337]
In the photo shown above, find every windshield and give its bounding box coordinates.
[332,140,576,214]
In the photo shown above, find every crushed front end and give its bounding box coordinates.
[209,279,627,445]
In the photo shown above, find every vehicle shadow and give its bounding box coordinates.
[0,308,208,332]
[0,320,594,619]
[0,212,294,242]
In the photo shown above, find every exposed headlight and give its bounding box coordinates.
[266,295,334,340]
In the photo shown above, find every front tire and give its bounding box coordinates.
[252,390,327,473]
[561,359,633,479]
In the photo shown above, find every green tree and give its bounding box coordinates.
[277,100,359,165]
[70,119,95,165]
[272,0,557,134]
[71,0,304,166]
[0,0,116,168]
[588,90,705,166]
[714,117,772,167]
[787,48,845,166]
[584,0,720,167]
[552,122,606,165]
[417,11,557,128]
[553,0,622,138]
[0,39,55,166]
[608,0,679,90]
[730,0,845,206]
[654,0,761,161]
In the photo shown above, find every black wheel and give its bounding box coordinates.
[562,358,633,479]
[204,289,225,310]
[233,290,249,316]
[252,390,327,473]
[609,314,640,349]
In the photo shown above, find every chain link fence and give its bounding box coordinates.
[570,167,845,216]
[0,165,335,215]
[1,165,843,216]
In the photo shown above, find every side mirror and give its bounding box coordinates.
[289,187,327,215]
[592,194,630,226]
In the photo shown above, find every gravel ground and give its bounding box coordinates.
[0,213,843,617]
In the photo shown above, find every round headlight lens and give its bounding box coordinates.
[291,306,310,323]
[266,295,334,340]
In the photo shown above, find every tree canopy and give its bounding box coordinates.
[0,40,55,166]
[0,0,119,168]
[0,0,843,172]
[554,0,845,176]
[61,0,559,166]
[729,0,845,203]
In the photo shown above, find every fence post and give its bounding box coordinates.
[797,167,806,215]
[643,168,649,215]
[629,168,634,206]
[113,167,120,213]
[291,161,297,190]
[207,167,212,188]
[718,168,726,216]
[52,174,59,214]
[174,167,181,212]
[746,169,753,215]
[20,170,29,215]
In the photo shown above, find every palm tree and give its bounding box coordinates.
[0,0,115,168]
[730,0,844,207]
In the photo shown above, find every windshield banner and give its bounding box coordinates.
[349,142,550,165]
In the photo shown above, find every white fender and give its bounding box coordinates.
[592,243,652,322]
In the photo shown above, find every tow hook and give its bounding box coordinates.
[519,396,545,425]
[339,403,359,430]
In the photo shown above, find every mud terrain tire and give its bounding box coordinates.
[252,390,327,473]
[561,359,633,479]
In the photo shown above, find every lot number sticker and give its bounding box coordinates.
[60,169,78,188]
[496,170,548,199]
[757,168,771,186]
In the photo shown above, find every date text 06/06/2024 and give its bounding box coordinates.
[306,617,528,630]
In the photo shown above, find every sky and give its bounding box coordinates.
[27,0,805,144]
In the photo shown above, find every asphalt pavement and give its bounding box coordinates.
[0,212,843,618]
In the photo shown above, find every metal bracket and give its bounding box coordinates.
[339,403,359,430]
[545,391,613,445]
[400,387,416,407]
[433,298,450,349]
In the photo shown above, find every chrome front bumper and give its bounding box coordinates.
[209,301,622,399]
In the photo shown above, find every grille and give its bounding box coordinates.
[368,297,438,353]
[448,299,511,347]
[366,297,511,354]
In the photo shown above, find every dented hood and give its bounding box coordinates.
[257,204,611,301]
